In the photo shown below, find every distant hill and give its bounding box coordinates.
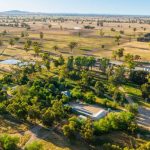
[0,10,38,16]
[0,10,103,16]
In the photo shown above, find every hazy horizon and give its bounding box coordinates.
[0,0,150,16]
[1,10,150,16]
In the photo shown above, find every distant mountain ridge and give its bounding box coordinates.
[0,10,149,17]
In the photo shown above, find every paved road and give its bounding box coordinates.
[110,60,150,72]
[119,87,150,131]
[137,107,150,130]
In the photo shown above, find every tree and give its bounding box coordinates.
[9,39,15,47]
[26,39,32,48]
[125,104,138,114]
[80,56,89,70]
[94,111,136,134]
[42,53,50,61]
[94,81,105,96]
[68,42,78,53]
[42,108,55,126]
[0,134,19,150]
[75,56,82,70]
[62,124,74,138]
[137,142,150,150]
[53,45,59,51]
[62,116,80,139]
[42,100,65,126]
[48,24,52,29]
[120,30,124,35]
[67,56,74,71]
[80,119,94,141]
[113,89,125,105]
[33,44,40,56]
[21,31,25,37]
[108,66,126,86]
[124,53,136,70]
[71,87,83,99]
[58,55,65,65]
[115,35,121,45]
[133,28,137,37]
[40,32,44,40]
[0,40,3,46]
[85,92,95,104]
[14,37,20,42]
[129,70,148,85]
[62,121,77,139]
[24,42,29,52]
[28,104,40,121]
[51,100,65,119]
[7,100,28,120]
[134,55,141,61]
[81,71,91,87]
[99,58,110,73]
[88,57,96,70]
[2,30,7,36]
[116,48,124,60]
[101,45,105,49]
[24,39,32,52]
[141,82,150,101]
[44,60,50,70]
[0,87,7,102]
[78,31,82,37]
[112,50,117,60]
[112,48,124,60]
[99,29,105,37]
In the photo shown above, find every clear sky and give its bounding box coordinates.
[0,0,150,15]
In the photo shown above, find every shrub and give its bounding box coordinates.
[25,141,43,150]
[0,134,19,150]
[125,104,138,114]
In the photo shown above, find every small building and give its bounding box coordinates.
[69,102,108,120]
[144,67,150,72]
[74,27,82,30]
[61,91,71,97]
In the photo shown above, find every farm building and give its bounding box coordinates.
[69,102,108,120]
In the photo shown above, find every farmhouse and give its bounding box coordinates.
[69,102,108,120]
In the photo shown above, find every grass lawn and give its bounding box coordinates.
[96,97,123,110]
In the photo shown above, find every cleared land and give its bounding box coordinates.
[1,18,150,62]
